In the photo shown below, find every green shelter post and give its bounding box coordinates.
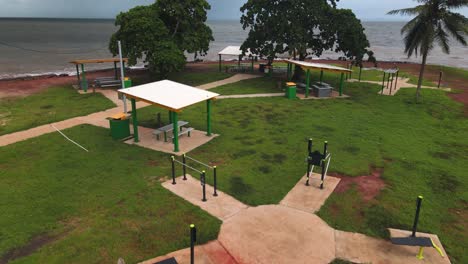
[218,54,222,72]
[75,64,81,88]
[172,111,179,152]
[305,69,311,98]
[131,98,139,142]
[320,70,324,84]
[169,110,173,123]
[206,99,212,136]
[339,73,345,96]
[80,64,88,92]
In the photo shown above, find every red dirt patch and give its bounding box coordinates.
[0,69,148,98]
[330,168,385,202]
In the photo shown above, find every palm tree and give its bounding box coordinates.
[388,0,468,101]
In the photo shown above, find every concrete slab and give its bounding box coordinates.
[218,205,336,264]
[280,173,340,213]
[162,175,248,221]
[124,127,219,156]
[335,230,451,264]
[139,240,237,264]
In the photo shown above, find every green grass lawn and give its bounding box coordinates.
[210,77,282,95]
[132,69,234,87]
[137,81,467,263]
[168,71,234,86]
[0,87,115,136]
[0,125,221,264]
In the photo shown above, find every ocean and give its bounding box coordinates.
[0,18,466,79]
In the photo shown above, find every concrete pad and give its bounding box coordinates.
[218,205,336,264]
[280,173,340,213]
[125,127,219,156]
[335,230,451,264]
[162,175,248,221]
[140,240,237,264]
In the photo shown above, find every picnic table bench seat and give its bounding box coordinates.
[153,121,189,142]
[169,127,194,139]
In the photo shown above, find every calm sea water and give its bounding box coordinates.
[0,18,466,79]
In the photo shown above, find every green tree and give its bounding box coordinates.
[109,0,213,78]
[240,0,374,75]
[388,0,468,101]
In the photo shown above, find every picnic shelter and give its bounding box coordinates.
[118,80,219,152]
[284,59,352,97]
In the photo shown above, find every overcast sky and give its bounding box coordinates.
[0,0,467,21]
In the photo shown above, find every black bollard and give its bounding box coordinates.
[323,141,328,158]
[306,139,313,186]
[182,154,187,180]
[190,224,196,264]
[213,166,218,196]
[320,159,326,189]
[381,72,386,94]
[412,196,423,237]
[171,156,176,185]
[438,71,443,88]
[201,171,207,202]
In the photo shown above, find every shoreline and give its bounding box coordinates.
[1,59,465,82]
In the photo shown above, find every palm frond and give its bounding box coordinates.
[443,12,468,45]
[435,24,451,53]
[445,0,468,9]
[387,6,425,16]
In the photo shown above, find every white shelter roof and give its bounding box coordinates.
[118,80,219,112]
[284,59,352,73]
[218,46,251,56]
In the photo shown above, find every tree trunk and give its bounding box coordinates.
[416,52,428,102]
[292,52,306,80]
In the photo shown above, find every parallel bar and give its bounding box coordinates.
[185,155,213,169]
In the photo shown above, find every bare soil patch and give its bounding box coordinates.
[330,168,385,202]
[0,69,148,98]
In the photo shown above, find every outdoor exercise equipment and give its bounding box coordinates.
[305,139,332,189]
[171,155,218,201]
[381,68,400,95]
[390,196,445,260]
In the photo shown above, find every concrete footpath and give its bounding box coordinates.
[148,173,451,264]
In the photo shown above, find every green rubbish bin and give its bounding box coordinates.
[285,82,297,99]
[109,116,131,140]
